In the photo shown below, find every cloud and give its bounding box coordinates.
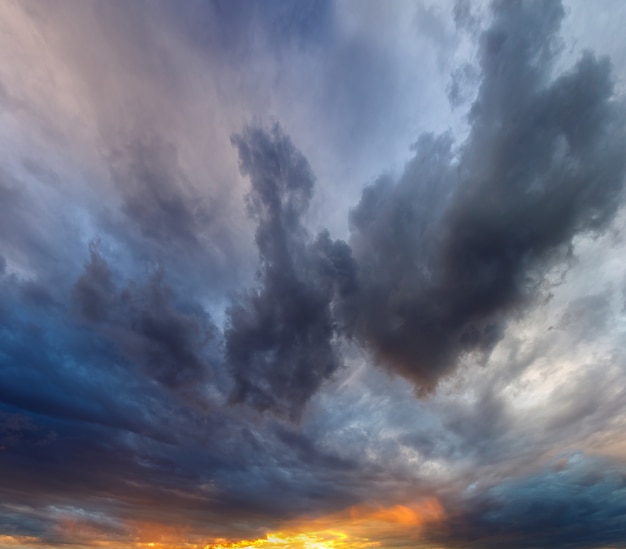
[426,454,626,548]
[73,244,218,393]
[344,0,626,392]
[1,0,626,547]
[226,124,355,420]
[108,137,209,251]
[0,412,56,451]
[0,270,368,544]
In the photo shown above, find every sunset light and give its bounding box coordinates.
[2,0,626,547]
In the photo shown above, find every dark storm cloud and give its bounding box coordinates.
[73,245,217,392]
[1,210,365,546]
[345,0,626,391]
[3,0,626,547]
[0,374,368,544]
[0,286,158,436]
[226,124,355,420]
[1,264,367,546]
[426,454,626,549]
[0,6,366,537]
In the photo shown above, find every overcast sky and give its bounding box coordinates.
[2,1,626,548]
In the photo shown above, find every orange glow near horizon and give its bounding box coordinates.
[0,535,42,547]
[6,498,445,549]
[203,498,445,549]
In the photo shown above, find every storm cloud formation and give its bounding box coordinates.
[346,0,626,390]
[2,1,626,548]
[227,125,354,419]
[74,245,217,392]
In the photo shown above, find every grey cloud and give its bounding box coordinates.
[3,1,626,546]
[118,272,217,391]
[73,244,116,323]
[0,168,91,296]
[0,175,50,271]
[344,0,626,392]
[8,0,254,298]
[0,285,369,542]
[447,62,480,108]
[73,246,218,393]
[226,124,355,420]
[100,132,252,303]
[0,379,368,545]
[109,138,208,250]
[415,2,460,69]
[426,454,626,549]
[559,291,611,340]
[453,0,481,33]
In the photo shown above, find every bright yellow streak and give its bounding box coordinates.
[206,530,376,549]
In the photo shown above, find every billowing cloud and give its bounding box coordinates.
[1,0,626,548]
[345,0,626,391]
[226,124,355,419]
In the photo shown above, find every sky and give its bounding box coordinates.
[1,0,626,548]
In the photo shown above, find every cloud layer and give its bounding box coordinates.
[1,1,626,548]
